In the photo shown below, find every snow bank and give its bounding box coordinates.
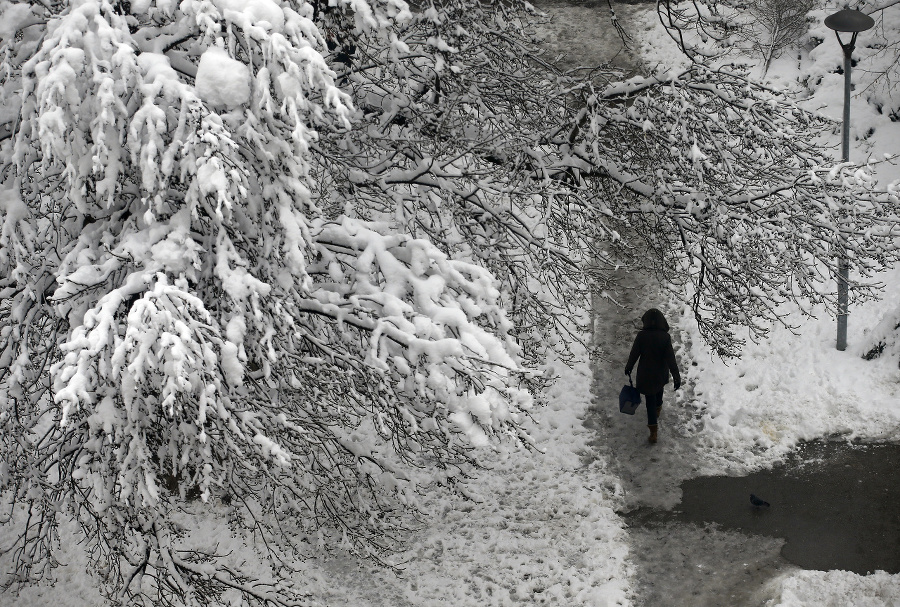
[768,569,900,607]
[762,3,900,186]
[670,270,900,474]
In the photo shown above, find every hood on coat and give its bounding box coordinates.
[641,308,669,331]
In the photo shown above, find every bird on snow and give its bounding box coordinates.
[750,494,770,508]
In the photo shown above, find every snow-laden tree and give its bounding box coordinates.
[861,0,900,90]
[1,0,899,604]
[745,0,814,76]
[656,0,900,86]
[0,0,550,604]
[314,0,899,354]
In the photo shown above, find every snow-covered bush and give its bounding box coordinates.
[747,0,815,75]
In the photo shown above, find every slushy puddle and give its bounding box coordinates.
[623,440,900,605]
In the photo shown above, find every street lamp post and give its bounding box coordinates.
[824,8,875,351]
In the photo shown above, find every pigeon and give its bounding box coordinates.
[750,494,770,508]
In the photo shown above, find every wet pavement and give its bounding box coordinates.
[624,522,795,606]
[624,440,900,576]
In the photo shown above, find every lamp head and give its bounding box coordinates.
[824,8,875,33]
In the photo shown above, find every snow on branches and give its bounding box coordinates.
[0,0,537,603]
[584,67,900,354]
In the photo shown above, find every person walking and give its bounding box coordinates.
[624,308,681,444]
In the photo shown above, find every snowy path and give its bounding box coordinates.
[309,345,634,606]
[315,4,661,605]
[587,260,900,607]
[585,263,814,607]
[529,0,645,75]
[309,7,660,604]
[306,5,647,607]
[585,264,806,607]
[586,266,701,512]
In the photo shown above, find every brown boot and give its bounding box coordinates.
[648,424,658,444]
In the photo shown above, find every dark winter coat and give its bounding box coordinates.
[625,309,681,396]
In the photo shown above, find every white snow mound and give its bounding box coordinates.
[195,47,251,108]
[769,570,900,607]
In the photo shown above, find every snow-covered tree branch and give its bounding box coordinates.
[0,0,545,602]
[578,66,900,353]
[651,0,900,354]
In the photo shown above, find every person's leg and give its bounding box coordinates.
[645,391,661,426]
[646,391,663,443]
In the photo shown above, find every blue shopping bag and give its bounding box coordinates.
[619,377,641,415]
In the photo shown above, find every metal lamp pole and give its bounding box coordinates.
[824,8,875,351]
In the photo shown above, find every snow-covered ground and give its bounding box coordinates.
[672,271,900,475]
[769,570,900,607]
[341,350,634,607]
[0,338,635,607]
